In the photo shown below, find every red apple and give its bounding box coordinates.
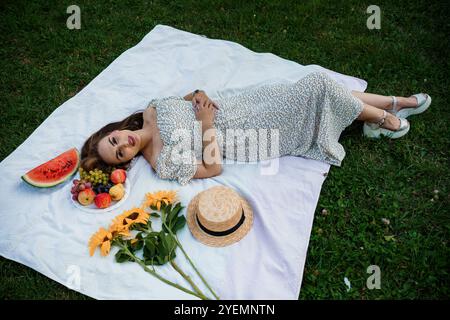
[77,188,96,206]
[94,193,112,209]
[110,169,127,184]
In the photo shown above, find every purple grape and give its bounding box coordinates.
[72,194,78,201]
[71,186,77,194]
[85,182,92,189]
[78,184,85,191]
[73,179,79,185]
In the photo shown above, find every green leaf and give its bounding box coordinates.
[150,212,160,218]
[143,237,157,259]
[168,203,182,222]
[384,235,396,242]
[130,239,144,252]
[166,233,177,251]
[145,231,160,238]
[157,231,169,257]
[163,202,184,233]
[172,216,186,233]
[129,224,141,231]
[162,233,178,261]
[156,255,167,265]
[144,258,163,266]
[115,249,133,263]
[163,203,173,218]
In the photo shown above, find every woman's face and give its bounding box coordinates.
[97,129,141,165]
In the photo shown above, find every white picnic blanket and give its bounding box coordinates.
[0,24,367,299]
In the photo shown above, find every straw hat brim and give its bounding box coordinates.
[186,191,254,247]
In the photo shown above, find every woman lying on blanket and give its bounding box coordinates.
[81,72,431,185]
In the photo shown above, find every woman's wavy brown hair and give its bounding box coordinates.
[80,109,146,172]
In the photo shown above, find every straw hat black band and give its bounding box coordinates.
[187,186,254,247]
[196,209,245,237]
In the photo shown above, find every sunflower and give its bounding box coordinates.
[108,222,131,238]
[142,190,178,211]
[111,207,150,230]
[88,227,113,257]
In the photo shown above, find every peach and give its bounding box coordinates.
[78,188,96,206]
[110,169,127,184]
[109,183,125,201]
[94,193,112,209]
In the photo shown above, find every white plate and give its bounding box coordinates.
[70,175,131,214]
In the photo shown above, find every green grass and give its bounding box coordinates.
[0,0,448,299]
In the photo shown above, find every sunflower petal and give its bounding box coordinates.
[100,240,111,256]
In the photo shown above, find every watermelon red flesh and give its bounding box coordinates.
[21,148,80,188]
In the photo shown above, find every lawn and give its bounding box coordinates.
[0,0,448,299]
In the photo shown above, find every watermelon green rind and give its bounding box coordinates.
[21,148,80,188]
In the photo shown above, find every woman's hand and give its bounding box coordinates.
[192,91,219,111]
[193,99,217,126]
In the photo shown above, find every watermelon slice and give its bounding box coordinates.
[21,148,80,188]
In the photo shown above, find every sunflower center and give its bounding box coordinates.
[127,212,140,221]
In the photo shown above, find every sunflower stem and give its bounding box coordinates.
[118,243,208,300]
[161,210,220,300]
[170,260,207,299]
[173,233,220,300]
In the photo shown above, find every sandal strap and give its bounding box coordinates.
[376,110,387,127]
[398,118,409,130]
[391,96,399,113]
[412,93,427,106]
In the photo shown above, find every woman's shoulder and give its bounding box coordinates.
[142,141,163,173]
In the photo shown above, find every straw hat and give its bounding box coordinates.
[186,186,254,247]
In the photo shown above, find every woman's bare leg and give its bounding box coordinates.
[351,91,419,110]
[356,102,402,130]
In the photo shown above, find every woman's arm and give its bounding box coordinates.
[192,102,222,179]
[183,90,203,102]
[194,122,222,178]
[184,90,219,110]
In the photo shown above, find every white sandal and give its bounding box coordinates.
[363,110,410,139]
[386,93,432,118]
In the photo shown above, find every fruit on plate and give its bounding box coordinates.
[94,193,112,209]
[110,169,127,184]
[78,188,96,206]
[70,179,92,200]
[109,183,125,201]
[94,182,113,195]
[79,167,111,186]
[22,148,80,188]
